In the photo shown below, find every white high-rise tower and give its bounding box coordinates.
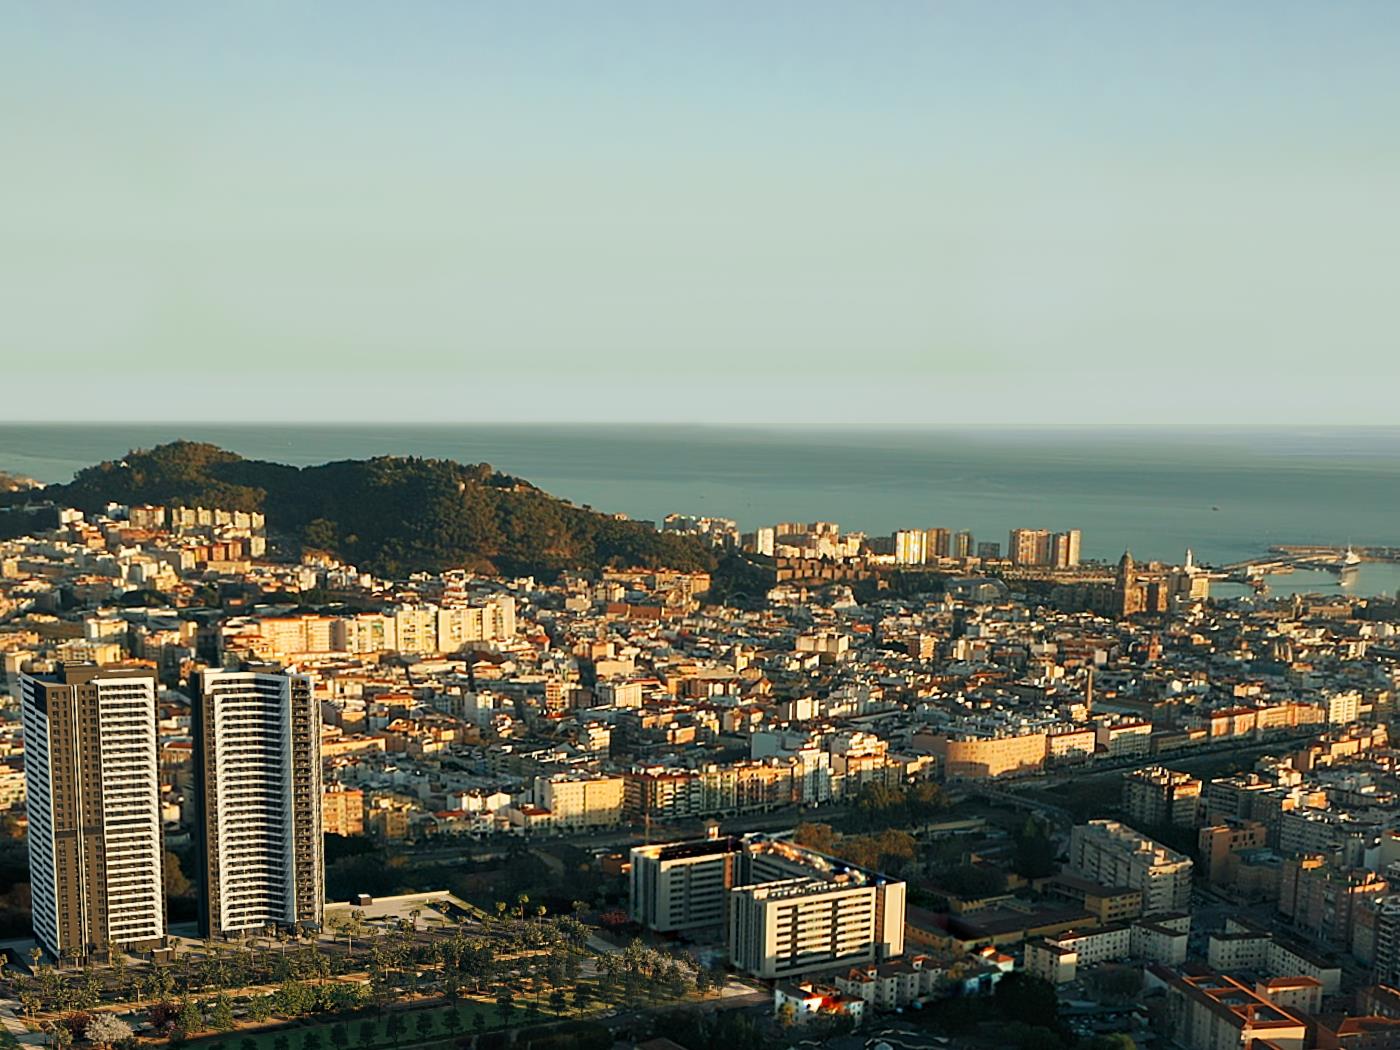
[194,666,323,937]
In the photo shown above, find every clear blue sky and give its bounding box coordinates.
[4,2,1398,423]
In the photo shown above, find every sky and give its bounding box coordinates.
[3,2,1399,424]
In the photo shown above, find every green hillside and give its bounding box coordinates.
[35,441,715,578]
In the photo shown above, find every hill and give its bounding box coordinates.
[26,441,716,578]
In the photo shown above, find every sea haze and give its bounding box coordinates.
[1,425,1398,584]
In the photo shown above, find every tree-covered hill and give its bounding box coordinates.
[27,441,715,578]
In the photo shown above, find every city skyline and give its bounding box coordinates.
[6,3,1400,422]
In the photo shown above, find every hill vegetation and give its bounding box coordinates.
[27,441,716,578]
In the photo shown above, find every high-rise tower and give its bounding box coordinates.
[194,666,323,937]
[19,663,165,960]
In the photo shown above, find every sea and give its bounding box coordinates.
[3,424,1399,600]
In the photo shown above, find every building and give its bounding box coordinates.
[772,981,866,1025]
[1051,529,1082,569]
[833,955,946,1009]
[892,530,928,566]
[322,785,366,837]
[924,528,951,559]
[631,833,906,979]
[1009,529,1052,567]
[1278,854,1388,954]
[534,772,625,830]
[630,836,742,933]
[921,729,1047,780]
[1160,971,1307,1050]
[1122,766,1202,828]
[729,871,904,980]
[1206,919,1342,994]
[194,666,324,938]
[1372,895,1400,987]
[950,531,974,559]
[1026,916,1188,985]
[19,662,165,960]
[1069,821,1193,914]
[1198,818,1272,891]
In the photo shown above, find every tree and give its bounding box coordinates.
[330,1024,350,1050]
[164,853,194,898]
[472,1014,486,1039]
[415,1013,434,1042]
[176,999,203,1039]
[357,1020,378,1050]
[793,822,837,853]
[273,1036,291,1050]
[242,1038,259,1050]
[303,1029,323,1050]
[994,974,1059,1029]
[572,984,592,1012]
[549,989,567,1016]
[209,994,236,1031]
[495,987,515,1027]
[1014,817,1058,879]
[84,1013,134,1050]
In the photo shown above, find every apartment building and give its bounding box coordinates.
[1122,766,1202,828]
[20,662,165,960]
[322,785,366,837]
[533,771,625,830]
[922,729,1048,780]
[194,667,324,938]
[1206,919,1342,994]
[1160,971,1307,1050]
[1069,820,1193,913]
[1026,917,1188,985]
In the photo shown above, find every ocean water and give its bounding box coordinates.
[2,424,1399,596]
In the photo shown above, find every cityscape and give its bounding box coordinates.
[8,4,1400,1050]
[0,442,1397,1050]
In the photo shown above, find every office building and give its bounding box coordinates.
[1069,820,1193,914]
[630,836,742,933]
[730,875,898,979]
[194,666,324,938]
[19,663,165,960]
